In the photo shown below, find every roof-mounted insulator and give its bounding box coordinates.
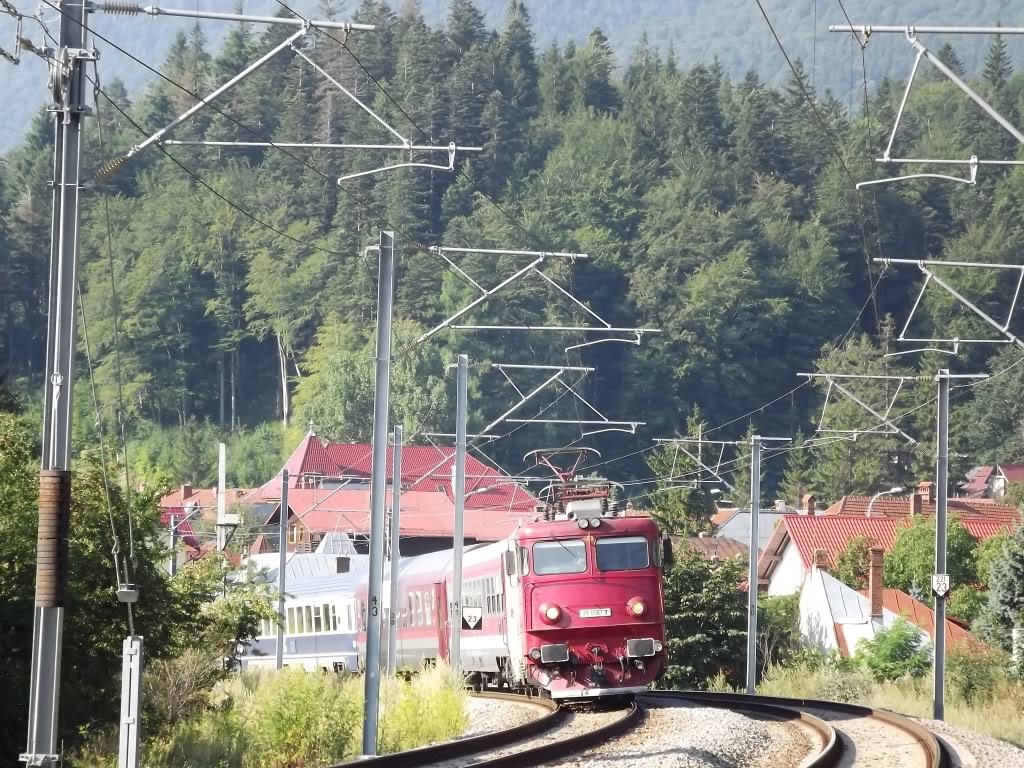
[98,1,145,14]
[95,155,128,182]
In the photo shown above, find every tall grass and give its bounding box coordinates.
[69,664,468,768]
[758,660,1024,748]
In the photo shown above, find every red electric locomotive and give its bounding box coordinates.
[356,448,667,699]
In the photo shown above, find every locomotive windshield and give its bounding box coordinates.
[533,539,587,575]
[595,536,650,571]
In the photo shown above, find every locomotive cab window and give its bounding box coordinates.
[532,539,587,575]
[596,536,650,571]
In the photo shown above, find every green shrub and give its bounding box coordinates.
[706,670,736,692]
[378,664,468,753]
[946,642,1009,705]
[240,668,362,768]
[854,619,931,682]
[758,658,875,703]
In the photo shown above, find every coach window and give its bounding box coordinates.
[532,539,587,575]
[304,606,314,633]
[347,604,354,632]
[596,536,650,571]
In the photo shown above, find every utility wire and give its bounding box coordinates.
[753,0,882,331]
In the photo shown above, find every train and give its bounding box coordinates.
[356,452,668,699]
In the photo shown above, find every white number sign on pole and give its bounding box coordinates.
[461,606,484,631]
[932,574,951,598]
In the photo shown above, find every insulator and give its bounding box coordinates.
[95,155,128,182]
[101,1,144,15]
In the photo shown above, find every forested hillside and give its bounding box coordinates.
[4,0,1024,505]
[3,0,1024,150]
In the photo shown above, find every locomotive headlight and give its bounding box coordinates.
[654,641,663,652]
[578,518,590,529]
[540,603,562,623]
[529,648,542,661]
[628,598,646,617]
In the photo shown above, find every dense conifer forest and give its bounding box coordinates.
[4,0,1024,505]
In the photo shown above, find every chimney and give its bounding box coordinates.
[917,481,935,505]
[180,483,193,501]
[911,491,922,517]
[868,546,884,620]
[801,494,816,516]
[813,548,829,572]
[775,499,787,512]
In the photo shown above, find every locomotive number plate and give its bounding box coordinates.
[579,608,611,618]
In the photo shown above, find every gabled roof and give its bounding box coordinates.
[961,465,995,496]
[275,487,525,542]
[824,495,1020,525]
[758,514,1016,584]
[683,535,747,561]
[997,464,1024,483]
[158,486,258,510]
[862,587,977,648]
[262,437,537,517]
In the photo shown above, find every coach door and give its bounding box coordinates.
[501,541,526,684]
[434,580,449,664]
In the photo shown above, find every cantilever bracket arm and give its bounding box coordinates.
[874,257,1024,351]
[800,372,919,445]
[123,26,309,161]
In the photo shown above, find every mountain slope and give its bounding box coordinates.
[2,0,1023,151]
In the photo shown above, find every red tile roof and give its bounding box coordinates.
[824,495,1020,525]
[265,437,537,516]
[758,514,1017,582]
[962,465,995,497]
[683,536,748,561]
[280,487,528,542]
[159,510,200,549]
[861,588,978,648]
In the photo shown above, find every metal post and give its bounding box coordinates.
[387,426,403,676]
[216,442,226,551]
[934,371,950,721]
[117,635,143,768]
[361,231,395,757]
[23,1,90,763]
[276,470,288,671]
[451,355,468,671]
[746,436,762,695]
[168,513,178,576]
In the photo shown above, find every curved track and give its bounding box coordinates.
[333,691,640,768]
[646,691,950,768]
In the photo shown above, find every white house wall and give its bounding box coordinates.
[767,542,805,596]
[799,568,837,652]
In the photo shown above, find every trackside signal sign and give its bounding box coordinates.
[462,606,483,630]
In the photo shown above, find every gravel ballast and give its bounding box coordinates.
[910,716,1024,768]
[540,701,815,768]
[461,695,550,738]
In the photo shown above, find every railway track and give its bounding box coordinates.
[645,691,953,768]
[333,690,641,768]
[339,689,957,768]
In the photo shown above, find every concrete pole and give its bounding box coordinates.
[276,470,289,671]
[169,513,178,576]
[361,231,395,757]
[746,436,762,695]
[216,442,227,551]
[23,1,88,763]
[387,426,403,676]
[933,370,950,720]
[450,355,468,671]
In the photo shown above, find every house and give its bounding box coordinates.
[960,464,1024,499]
[824,480,1020,525]
[712,494,816,553]
[800,546,978,657]
[758,513,1014,596]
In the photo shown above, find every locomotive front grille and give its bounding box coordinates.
[540,643,570,663]
[626,638,656,658]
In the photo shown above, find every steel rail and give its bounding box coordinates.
[643,691,839,766]
[329,691,561,767]
[645,691,949,768]
[331,693,640,768]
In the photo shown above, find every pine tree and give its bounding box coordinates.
[571,28,621,114]
[976,526,1024,653]
[447,0,486,56]
[499,0,539,118]
[673,63,727,155]
[983,33,1012,92]
[779,430,812,508]
[538,43,571,117]
[931,42,965,79]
